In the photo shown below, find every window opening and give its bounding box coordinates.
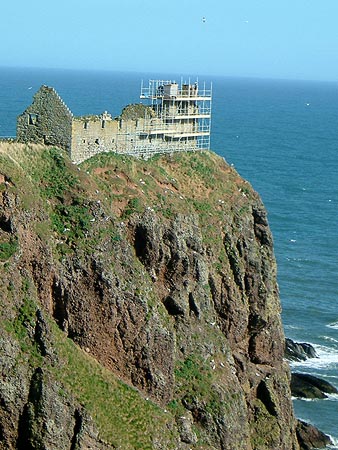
[28,113,38,125]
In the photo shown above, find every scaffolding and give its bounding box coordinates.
[124,79,212,157]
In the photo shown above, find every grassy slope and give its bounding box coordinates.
[0,142,257,448]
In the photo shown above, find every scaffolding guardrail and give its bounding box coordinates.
[138,79,212,155]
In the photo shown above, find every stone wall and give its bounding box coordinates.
[70,113,156,163]
[17,86,73,151]
[17,87,200,164]
[71,115,120,163]
[70,111,198,163]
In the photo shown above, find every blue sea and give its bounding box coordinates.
[1,67,338,447]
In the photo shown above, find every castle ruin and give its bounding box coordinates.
[17,79,212,163]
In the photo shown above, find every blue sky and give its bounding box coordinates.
[2,0,338,81]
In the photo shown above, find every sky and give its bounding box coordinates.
[2,0,338,81]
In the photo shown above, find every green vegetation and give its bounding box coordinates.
[24,148,97,252]
[250,399,280,449]
[0,142,267,448]
[122,196,143,218]
[51,199,92,241]
[36,148,79,199]
[51,323,177,449]
[173,354,222,415]
[175,355,212,388]
[4,278,42,362]
[0,238,18,261]
[8,295,37,350]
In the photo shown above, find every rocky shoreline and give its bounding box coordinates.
[1,143,336,449]
[291,372,338,399]
[285,338,318,362]
[285,338,336,449]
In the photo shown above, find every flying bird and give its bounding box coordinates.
[202,17,206,23]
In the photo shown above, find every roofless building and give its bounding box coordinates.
[17,79,212,163]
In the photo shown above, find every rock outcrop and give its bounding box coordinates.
[291,372,338,399]
[296,420,332,450]
[0,143,300,449]
[285,338,318,362]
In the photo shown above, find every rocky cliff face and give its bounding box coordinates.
[0,143,300,449]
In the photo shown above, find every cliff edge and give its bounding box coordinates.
[0,143,299,449]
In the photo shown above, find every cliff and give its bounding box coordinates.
[0,142,299,449]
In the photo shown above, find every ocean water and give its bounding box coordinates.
[1,67,338,446]
[216,77,338,448]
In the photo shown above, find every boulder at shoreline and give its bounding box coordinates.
[296,420,333,450]
[291,372,338,399]
[285,338,318,362]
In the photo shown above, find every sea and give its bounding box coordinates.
[1,67,338,447]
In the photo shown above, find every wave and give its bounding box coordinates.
[293,394,338,402]
[290,343,338,370]
[327,435,338,450]
[327,321,338,330]
[314,343,338,359]
[284,324,301,330]
[321,335,338,344]
[321,374,338,381]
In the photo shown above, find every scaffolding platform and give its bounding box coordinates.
[133,79,212,156]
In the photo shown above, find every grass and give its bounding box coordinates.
[51,199,92,240]
[37,149,79,199]
[250,399,280,449]
[121,196,144,218]
[52,323,178,449]
[0,238,18,261]
[0,142,264,448]
[174,354,214,406]
[5,295,36,346]
[3,277,43,364]
[172,353,224,418]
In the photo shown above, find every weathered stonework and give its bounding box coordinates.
[17,81,212,164]
[17,86,73,150]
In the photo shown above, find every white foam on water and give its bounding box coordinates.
[328,435,338,450]
[293,394,338,402]
[296,415,312,423]
[292,397,321,402]
[321,335,338,344]
[284,324,301,330]
[327,321,338,330]
[314,343,338,362]
[321,374,338,381]
[290,343,338,370]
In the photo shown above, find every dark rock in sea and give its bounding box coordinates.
[296,419,333,450]
[291,372,338,399]
[285,338,318,361]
